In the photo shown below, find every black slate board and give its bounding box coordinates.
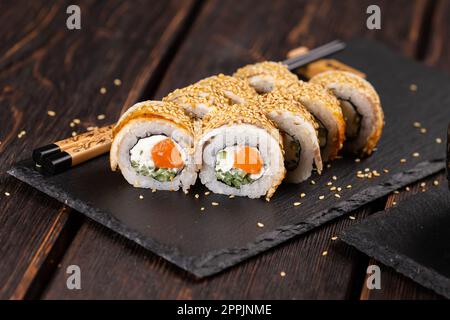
[8,39,449,277]
[341,187,450,299]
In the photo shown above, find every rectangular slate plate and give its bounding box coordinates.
[8,39,449,277]
[340,187,450,299]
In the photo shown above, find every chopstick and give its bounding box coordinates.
[33,40,346,174]
[283,40,346,70]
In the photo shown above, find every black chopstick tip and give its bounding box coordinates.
[32,143,62,164]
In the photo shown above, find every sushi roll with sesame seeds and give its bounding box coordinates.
[310,71,384,156]
[195,104,285,199]
[261,91,322,183]
[234,61,299,94]
[110,100,197,192]
[235,62,345,162]
[163,74,258,119]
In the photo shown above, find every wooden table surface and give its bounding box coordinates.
[1,0,449,300]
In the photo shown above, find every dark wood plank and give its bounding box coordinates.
[41,0,430,299]
[0,0,197,299]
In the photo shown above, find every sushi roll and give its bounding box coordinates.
[163,74,257,119]
[310,71,384,156]
[234,61,299,94]
[234,62,345,162]
[195,104,285,199]
[110,100,197,192]
[260,91,322,183]
[284,82,346,162]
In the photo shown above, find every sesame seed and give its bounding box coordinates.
[152,189,157,193]
[280,271,286,277]
[421,188,426,192]
[87,126,96,131]
[70,122,75,127]
[349,216,356,220]
[300,193,306,198]
[194,194,199,199]
[73,118,81,124]
[204,191,210,196]
[322,251,328,256]
[383,169,389,173]
[4,192,10,196]
[412,152,420,157]
[114,79,122,86]
[257,222,264,228]
[331,236,338,241]
[433,180,439,186]
[17,130,26,138]
[364,168,370,173]
[410,84,418,91]
[100,87,107,94]
[326,164,332,168]
[319,195,325,200]
[211,202,219,206]
[139,195,144,199]
[420,182,426,187]
[413,122,421,128]
[406,187,411,191]
[436,138,442,144]
[330,186,336,191]
[293,202,301,206]
[47,110,56,117]
[332,175,337,180]
[184,190,189,195]
[200,207,205,211]
[97,114,106,120]
[71,131,77,137]
[355,158,361,163]
[326,182,333,186]
[310,180,316,185]
[394,190,400,194]
[334,194,341,198]
[337,187,342,192]
[346,185,352,189]
[420,128,427,134]
[392,201,397,206]
[400,158,406,163]
[229,195,235,199]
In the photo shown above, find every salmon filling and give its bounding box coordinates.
[130,135,185,182]
[215,145,264,188]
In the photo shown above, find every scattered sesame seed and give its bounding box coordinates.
[394,190,400,194]
[200,207,205,211]
[204,191,210,196]
[406,187,411,191]
[337,187,342,192]
[300,193,306,198]
[113,79,122,86]
[326,182,333,186]
[87,126,96,131]
[332,176,337,181]
[400,158,406,163]
[326,164,332,168]
[194,193,199,199]
[257,222,264,228]
[139,195,144,199]
[100,87,107,94]
[319,195,325,200]
[420,182,426,188]
[410,84,418,92]
[310,180,316,185]
[211,202,219,206]
[97,114,106,120]
[35,163,42,168]
[322,251,328,256]
[280,271,286,277]
[331,236,338,241]
[420,128,427,134]
[47,110,56,117]
[413,121,421,128]
[73,118,81,124]
[392,201,397,206]
[152,189,157,193]
[184,190,189,195]
[436,138,442,144]
[71,131,77,137]
[334,194,341,198]
[383,169,389,173]
[433,180,439,186]
[293,202,301,206]
[346,185,352,189]
[364,168,370,173]
[412,152,420,157]
[349,216,356,220]
[355,158,361,163]
[229,195,235,199]
[4,192,10,196]
[330,186,337,191]
[70,122,75,127]
[421,188,426,192]
[17,130,26,138]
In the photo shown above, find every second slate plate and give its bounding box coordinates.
[341,187,450,299]
[8,39,448,277]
